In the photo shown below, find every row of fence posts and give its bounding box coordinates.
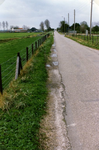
[0,33,50,94]
[72,34,99,44]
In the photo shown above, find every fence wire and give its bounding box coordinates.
[0,34,49,91]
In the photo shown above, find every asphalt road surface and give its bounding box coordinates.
[54,31,99,150]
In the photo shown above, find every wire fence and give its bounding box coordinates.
[0,33,50,94]
[71,34,99,43]
[67,33,99,47]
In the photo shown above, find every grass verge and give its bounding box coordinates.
[65,34,99,50]
[0,33,53,150]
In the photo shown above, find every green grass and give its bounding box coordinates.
[0,36,38,63]
[0,32,41,40]
[65,34,99,50]
[0,33,44,63]
[0,32,47,90]
[0,33,53,150]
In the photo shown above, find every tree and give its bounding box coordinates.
[92,25,99,33]
[14,26,19,29]
[80,21,89,33]
[6,21,8,30]
[40,22,44,31]
[2,21,5,30]
[59,21,69,32]
[70,23,80,33]
[45,19,50,30]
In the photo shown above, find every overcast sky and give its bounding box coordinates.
[0,0,99,29]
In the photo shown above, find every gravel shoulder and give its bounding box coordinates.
[39,42,71,150]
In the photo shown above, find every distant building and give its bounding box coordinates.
[11,28,27,32]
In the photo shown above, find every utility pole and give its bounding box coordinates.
[64,17,65,33]
[90,0,93,37]
[68,13,69,26]
[62,16,65,33]
[68,13,69,34]
[74,9,75,35]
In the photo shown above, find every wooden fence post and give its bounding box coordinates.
[26,47,28,62]
[38,40,39,47]
[97,36,98,43]
[19,54,22,70]
[0,65,3,94]
[35,42,37,50]
[39,39,41,45]
[32,44,33,55]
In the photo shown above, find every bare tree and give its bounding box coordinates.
[6,21,8,30]
[2,21,5,30]
[40,22,44,31]
[45,19,50,30]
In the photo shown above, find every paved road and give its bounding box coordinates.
[54,31,99,150]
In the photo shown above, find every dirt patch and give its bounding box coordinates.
[39,43,71,150]
[0,38,18,43]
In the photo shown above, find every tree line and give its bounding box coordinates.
[57,20,99,33]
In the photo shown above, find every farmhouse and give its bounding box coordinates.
[11,28,27,32]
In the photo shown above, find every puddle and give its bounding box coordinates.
[53,62,58,66]
[52,43,55,47]
[46,64,51,68]
[51,54,57,57]
[53,49,57,52]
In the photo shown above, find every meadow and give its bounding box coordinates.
[0,32,45,90]
[0,32,43,63]
[0,32,39,40]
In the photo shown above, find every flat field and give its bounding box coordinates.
[0,32,44,89]
[0,32,40,40]
[0,32,42,63]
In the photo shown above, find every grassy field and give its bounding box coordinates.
[0,33,53,150]
[0,32,45,90]
[0,32,40,40]
[0,32,43,63]
[65,34,99,50]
